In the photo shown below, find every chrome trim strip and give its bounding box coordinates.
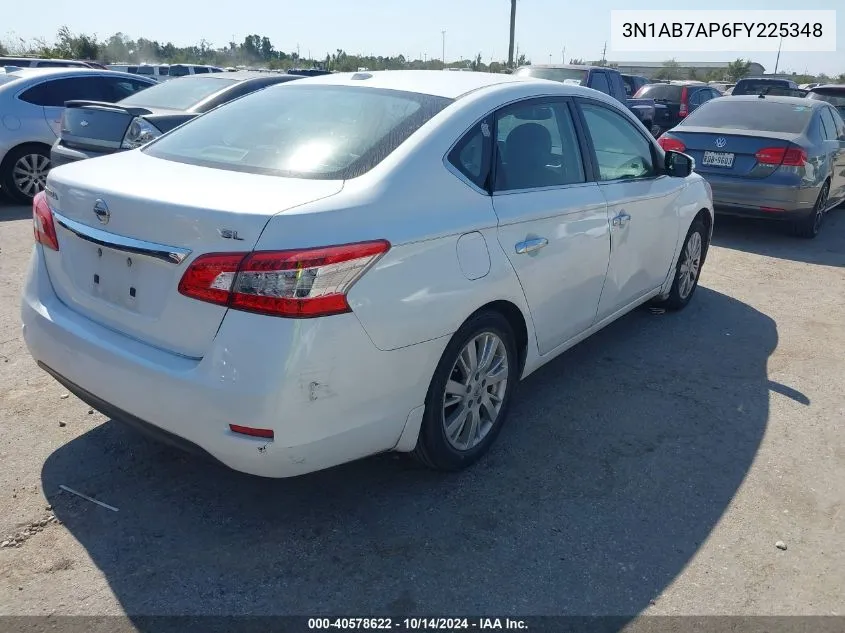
[52,211,192,265]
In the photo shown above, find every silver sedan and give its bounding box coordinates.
[0,68,155,203]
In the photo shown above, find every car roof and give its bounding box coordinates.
[289,70,537,99]
[725,95,826,107]
[811,84,845,92]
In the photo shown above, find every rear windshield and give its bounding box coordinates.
[633,84,683,101]
[680,99,814,134]
[143,85,453,180]
[514,67,587,85]
[733,80,791,95]
[119,76,237,110]
[807,90,845,108]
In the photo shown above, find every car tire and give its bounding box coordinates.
[0,145,51,204]
[789,182,829,239]
[412,311,518,472]
[653,217,709,311]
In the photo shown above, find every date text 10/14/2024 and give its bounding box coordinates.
[308,618,528,630]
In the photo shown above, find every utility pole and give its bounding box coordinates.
[549,53,552,64]
[774,36,783,75]
[441,30,446,65]
[601,41,607,64]
[562,47,566,64]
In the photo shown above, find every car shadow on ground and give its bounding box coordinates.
[41,287,787,622]
[712,209,845,267]
[0,195,30,221]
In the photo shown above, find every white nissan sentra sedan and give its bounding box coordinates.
[22,70,713,478]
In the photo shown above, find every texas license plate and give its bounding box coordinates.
[702,151,735,168]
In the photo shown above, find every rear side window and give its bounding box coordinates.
[633,84,683,101]
[494,99,585,191]
[136,66,154,75]
[127,66,138,74]
[590,72,611,95]
[193,66,209,74]
[143,85,453,180]
[680,99,813,134]
[448,117,493,190]
[19,77,109,106]
[106,78,153,101]
[819,108,837,140]
[170,65,190,77]
[158,66,170,76]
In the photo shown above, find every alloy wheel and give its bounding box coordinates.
[442,332,509,451]
[678,231,702,300]
[12,153,50,198]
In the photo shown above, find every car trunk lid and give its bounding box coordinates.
[665,127,803,179]
[60,101,178,152]
[43,150,344,358]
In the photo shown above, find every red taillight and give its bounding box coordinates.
[32,191,59,251]
[678,87,689,118]
[229,424,274,439]
[755,146,807,167]
[178,240,390,318]
[658,136,686,152]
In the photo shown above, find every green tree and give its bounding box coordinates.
[655,58,680,80]
[516,53,529,67]
[837,73,845,83]
[725,58,752,82]
[688,67,698,80]
[569,58,586,65]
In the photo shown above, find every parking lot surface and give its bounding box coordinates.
[0,197,843,618]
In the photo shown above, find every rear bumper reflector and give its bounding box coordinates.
[229,424,275,440]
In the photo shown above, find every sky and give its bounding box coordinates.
[2,0,844,75]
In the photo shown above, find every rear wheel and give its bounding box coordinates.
[412,311,518,471]
[1,145,50,204]
[790,182,829,239]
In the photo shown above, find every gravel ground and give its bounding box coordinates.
[0,196,843,621]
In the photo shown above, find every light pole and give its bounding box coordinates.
[441,30,446,65]
[774,36,783,75]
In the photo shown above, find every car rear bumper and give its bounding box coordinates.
[50,141,120,169]
[701,175,819,219]
[21,247,445,478]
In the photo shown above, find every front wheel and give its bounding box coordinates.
[412,311,518,472]
[653,217,709,311]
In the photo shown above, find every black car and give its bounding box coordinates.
[51,71,303,168]
[633,82,723,130]
[731,77,799,96]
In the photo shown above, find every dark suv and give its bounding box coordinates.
[633,82,722,130]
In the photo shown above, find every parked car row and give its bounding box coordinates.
[0,67,306,202]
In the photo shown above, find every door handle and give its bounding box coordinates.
[612,211,632,228]
[515,237,548,255]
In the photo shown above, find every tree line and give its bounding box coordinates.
[1,27,842,83]
[0,27,526,73]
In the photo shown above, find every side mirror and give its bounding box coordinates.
[665,150,694,177]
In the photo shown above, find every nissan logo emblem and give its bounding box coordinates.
[93,199,110,225]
